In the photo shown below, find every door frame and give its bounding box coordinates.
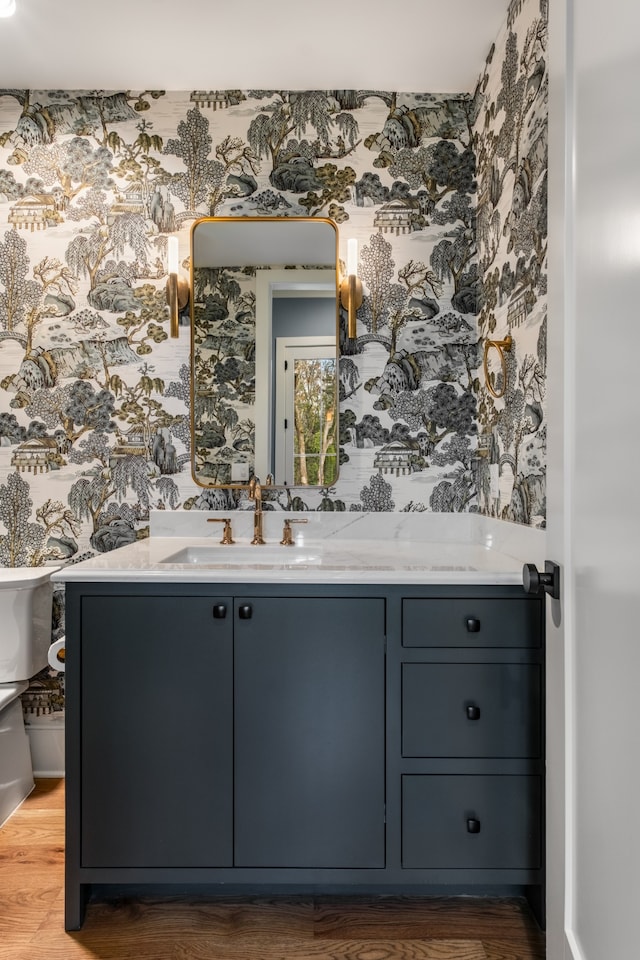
[546,0,573,955]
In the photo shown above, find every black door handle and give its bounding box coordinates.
[523,561,560,599]
[238,604,253,619]
[466,704,481,721]
[466,617,481,633]
[467,818,481,834]
[212,604,227,619]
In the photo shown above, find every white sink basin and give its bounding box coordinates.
[161,545,324,566]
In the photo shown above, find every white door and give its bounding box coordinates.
[546,1,640,957]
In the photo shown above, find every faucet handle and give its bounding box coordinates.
[280,518,308,546]
[207,517,235,544]
[248,475,261,500]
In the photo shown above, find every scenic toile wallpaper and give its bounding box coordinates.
[0,0,547,709]
[475,0,548,527]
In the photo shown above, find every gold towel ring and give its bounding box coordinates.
[483,335,513,399]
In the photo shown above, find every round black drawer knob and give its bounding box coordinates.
[238,604,253,619]
[466,704,481,721]
[212,604,227,619]
[467,818,481,834]
[466,618,481,633]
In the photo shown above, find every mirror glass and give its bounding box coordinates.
[190,217,339,487]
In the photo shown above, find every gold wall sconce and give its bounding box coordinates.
[340,238,363,340]
[166,236,189,338]
[483,334,513,399]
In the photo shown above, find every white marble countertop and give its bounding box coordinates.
[51,511,544,586]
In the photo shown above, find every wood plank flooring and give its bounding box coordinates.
[0,780,545,959]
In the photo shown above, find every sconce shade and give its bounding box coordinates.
[167,236,179,274]
[347,238,358,277]
[340,238,363,340]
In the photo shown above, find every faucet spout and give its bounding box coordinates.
[248,475,265,545]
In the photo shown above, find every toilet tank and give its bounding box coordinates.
[0,568,59,683]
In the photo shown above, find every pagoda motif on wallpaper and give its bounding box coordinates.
[0,0,547,583]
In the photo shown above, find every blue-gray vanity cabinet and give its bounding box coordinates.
[63,581,544,931]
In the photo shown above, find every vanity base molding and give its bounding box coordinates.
[64,582,544,930]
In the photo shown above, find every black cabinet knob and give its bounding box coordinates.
[238,604,253,620]
[466,704,481,721]
[212,604,227,619]
[466,617,481,633]
[467,818,481,834]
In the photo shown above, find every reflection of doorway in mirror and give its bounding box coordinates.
[274,338,337,486]
[254,269,337,483]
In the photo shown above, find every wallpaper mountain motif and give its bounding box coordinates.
[0,0,547,595]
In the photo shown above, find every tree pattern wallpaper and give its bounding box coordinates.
[0,0,547,595]
[474,0,548,526]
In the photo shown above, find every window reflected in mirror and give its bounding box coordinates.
[275,338,337,486]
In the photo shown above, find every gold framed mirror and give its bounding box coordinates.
[190,217,339,488]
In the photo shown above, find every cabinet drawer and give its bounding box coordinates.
[402,774,541,869]
[402,598,541,648]
[402,663,541,758]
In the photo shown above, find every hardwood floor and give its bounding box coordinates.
[0,780,545,959]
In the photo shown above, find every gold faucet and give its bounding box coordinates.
[248,474,273,544]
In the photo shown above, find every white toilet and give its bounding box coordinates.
[0,567,58,827]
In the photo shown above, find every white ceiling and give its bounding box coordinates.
[0,0,509,92]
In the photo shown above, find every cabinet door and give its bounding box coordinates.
[80,595,233,868]
[234,597,386,868]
